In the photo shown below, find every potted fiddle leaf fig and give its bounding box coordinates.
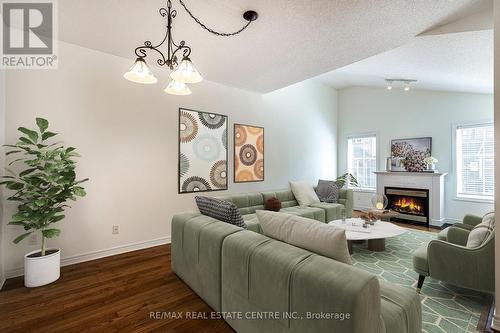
[1,118,88,287]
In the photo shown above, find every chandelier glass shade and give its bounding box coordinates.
[123,58,158,84]
[170,57,202,84]
[164,79,192,95]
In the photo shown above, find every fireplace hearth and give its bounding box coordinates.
[385,187,429,224]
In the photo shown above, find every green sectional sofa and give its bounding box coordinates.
[171,189,422,333]
[218,188,354,230]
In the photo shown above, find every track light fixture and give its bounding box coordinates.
[385,79,417,92]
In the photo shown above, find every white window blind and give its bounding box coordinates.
[347,135,377,189]
[456,123,494,200]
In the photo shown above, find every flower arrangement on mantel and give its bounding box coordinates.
[423,156,438,171]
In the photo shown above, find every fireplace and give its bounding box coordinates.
[385,187,429,224]
[375,171,446,227]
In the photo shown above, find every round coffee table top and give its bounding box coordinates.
[328,218,406,241]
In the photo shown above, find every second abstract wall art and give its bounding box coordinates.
[234,123,264,182]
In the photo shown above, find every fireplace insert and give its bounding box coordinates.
[385,187,429,224]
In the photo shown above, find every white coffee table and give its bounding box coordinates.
[329,218,406,253]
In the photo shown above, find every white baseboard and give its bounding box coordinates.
[353,205,372,211]
[0,277,5,290]
[5,236,171,279]
[429,218,446,227]
[444,217,462,224]
[492,309,500,330]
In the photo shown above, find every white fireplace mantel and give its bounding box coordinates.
[374,171,448,227]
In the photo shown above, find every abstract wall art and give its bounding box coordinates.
[178,108,228,193]
[234,123,264,182]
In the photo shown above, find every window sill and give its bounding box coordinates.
[454,195,494,204]
[350,188,376,193]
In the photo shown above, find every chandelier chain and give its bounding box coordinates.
[178,0,252,37]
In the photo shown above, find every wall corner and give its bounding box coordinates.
[493,0,500,329]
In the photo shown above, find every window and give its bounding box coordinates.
[347,135,377,190]
[456,123,494,201]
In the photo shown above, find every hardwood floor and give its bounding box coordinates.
[478,296,497,333]
[0,245,234,333]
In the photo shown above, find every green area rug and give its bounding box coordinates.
[351,229,489,333]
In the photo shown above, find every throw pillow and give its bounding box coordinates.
[289,181,320,206]
[264,197,281,212]
[315,179,340,203]
[256,210,352,265]
[466,212,494,248]
[195,196,247,229]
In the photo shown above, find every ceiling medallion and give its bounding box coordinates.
[124,0,258,95]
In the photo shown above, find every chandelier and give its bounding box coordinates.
[124,0,258,95]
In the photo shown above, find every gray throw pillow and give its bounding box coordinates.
[466,212,494,248]
[195,196,247,229]
[315,179,340,203]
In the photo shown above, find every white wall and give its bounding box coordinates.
[262,83,338,184]
[337,86,494,223]
[2,41,338,276]
[0,68,5,288]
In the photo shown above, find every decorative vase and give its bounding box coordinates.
[426,163,435,171]
[386,157,392,171]
[24,248,61,287]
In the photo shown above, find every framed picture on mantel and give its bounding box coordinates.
[390,137,431,172]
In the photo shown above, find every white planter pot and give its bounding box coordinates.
[24,248,61,288]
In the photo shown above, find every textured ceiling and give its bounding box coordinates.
[57,0,489,93]
[314,30,493,94]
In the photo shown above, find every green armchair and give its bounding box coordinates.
[437,214,482,240]
[413,214,495,294]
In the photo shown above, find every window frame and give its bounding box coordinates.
[452,121,494,203]
[346,133,378,192]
